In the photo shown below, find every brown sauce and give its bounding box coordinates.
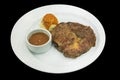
[29,32,49,45]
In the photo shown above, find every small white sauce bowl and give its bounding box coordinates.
[26,28,52,53]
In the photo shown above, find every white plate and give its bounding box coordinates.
[10,4,106,73]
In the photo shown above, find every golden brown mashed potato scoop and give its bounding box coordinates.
[42,13,58,30]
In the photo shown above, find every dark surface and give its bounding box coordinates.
[1,0,115,79]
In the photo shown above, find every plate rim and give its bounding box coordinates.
[10,4,106,73]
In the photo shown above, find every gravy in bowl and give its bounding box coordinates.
[29,32,49,45]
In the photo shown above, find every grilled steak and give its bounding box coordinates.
[51,22,96,58]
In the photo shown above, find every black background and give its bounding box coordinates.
[1,0,116,79]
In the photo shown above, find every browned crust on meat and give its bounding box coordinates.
[51,22,96,58]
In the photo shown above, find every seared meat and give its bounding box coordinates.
[51,22,96,58]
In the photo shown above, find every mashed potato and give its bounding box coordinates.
[42,13,58,30]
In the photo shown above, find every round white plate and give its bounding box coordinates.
[10,4,106,73]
